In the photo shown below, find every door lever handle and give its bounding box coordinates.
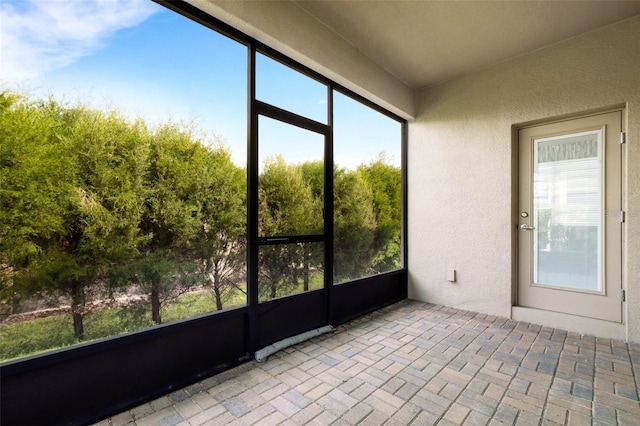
[520,224,535,230]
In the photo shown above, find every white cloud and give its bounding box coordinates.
[0,0,160,82]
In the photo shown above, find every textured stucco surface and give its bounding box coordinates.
[187,0,415,119]
[408,16,640,342]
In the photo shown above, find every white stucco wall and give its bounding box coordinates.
[408,15,640,342]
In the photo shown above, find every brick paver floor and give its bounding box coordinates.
[96,300,640,425]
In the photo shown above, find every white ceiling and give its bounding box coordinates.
[292,0,640,90]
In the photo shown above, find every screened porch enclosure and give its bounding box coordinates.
[0,2,407,425]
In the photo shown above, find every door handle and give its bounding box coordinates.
[520,224,536,230]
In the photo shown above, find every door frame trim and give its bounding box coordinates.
[511,106,627,334]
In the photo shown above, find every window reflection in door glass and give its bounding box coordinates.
[533,131,602,291]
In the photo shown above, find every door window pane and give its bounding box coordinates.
[533,131,602,291]
[333,91,402,284]
[256,52,327,123]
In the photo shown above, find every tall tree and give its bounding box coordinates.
[190,142,246,311]
[0,93,76,319]
[358,154,402,273]
[0,93,148,338]
[132,123,206,324]
[258,156,321,300]
[333,167,377,282]
[299,160,325,291]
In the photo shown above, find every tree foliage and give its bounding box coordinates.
[188,140,246,311]
[0,90,401,354]
[333,167,377,282]
[258,156,322,300]
[0,92,246,335]
[358,154,402,273]
[0,93,149,338]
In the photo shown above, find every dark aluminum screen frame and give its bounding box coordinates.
[0,2,408,425]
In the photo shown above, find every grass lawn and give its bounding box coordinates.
[0,286,247,362]
[1,274,324,362]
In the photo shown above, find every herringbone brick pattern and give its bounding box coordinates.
[97,300,640,425]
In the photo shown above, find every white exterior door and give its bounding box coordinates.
[518,111,623,322]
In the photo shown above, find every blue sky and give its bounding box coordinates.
[1,0,400,169]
